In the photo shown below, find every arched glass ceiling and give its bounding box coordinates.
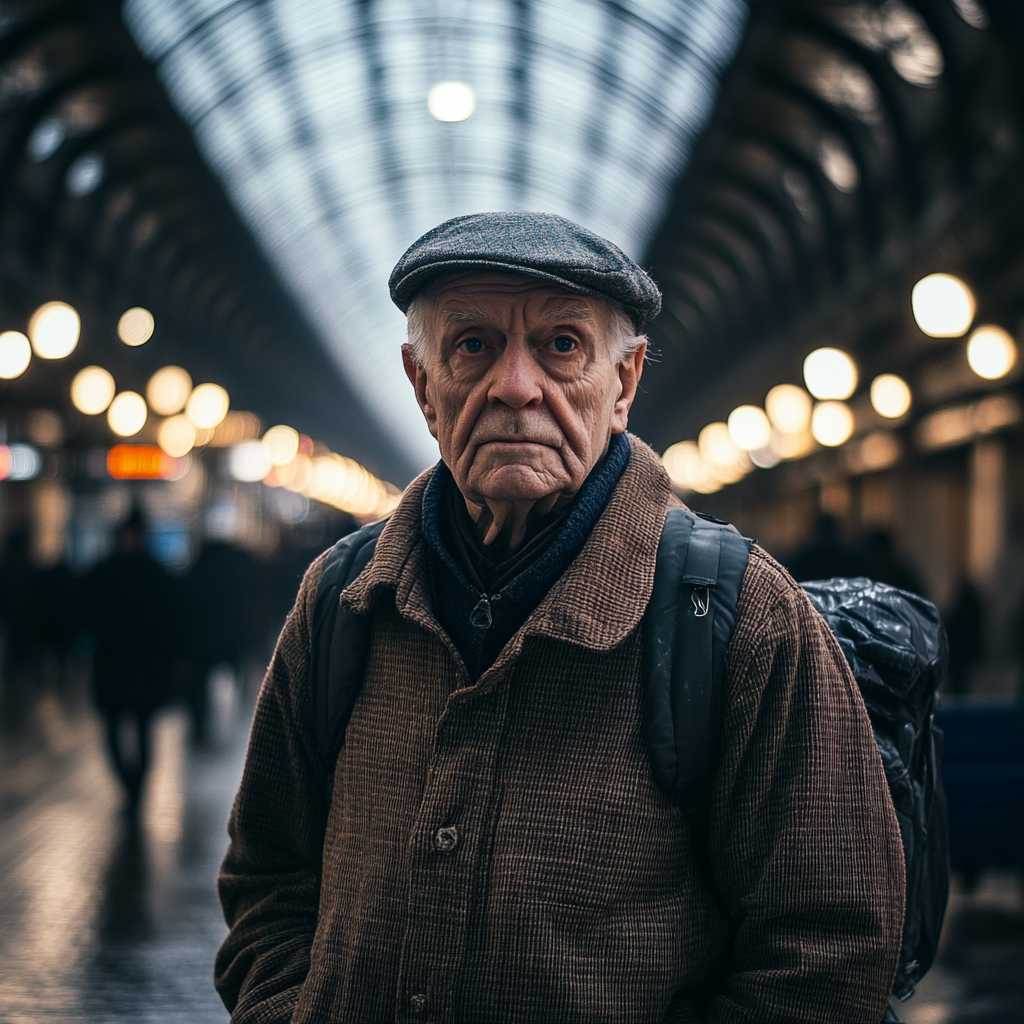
[123,0,748,468]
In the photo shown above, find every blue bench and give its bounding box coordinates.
[935,701,1024,870]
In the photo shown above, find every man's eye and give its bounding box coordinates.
[551,335,576,353]
[460,337,485,354]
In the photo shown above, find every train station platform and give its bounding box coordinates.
[0,683,1021,1024]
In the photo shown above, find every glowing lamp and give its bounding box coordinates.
[811,401,855,447]
[157,415,197,458]
[71,366,115,415]
[967,325,1017,380]
[107,391,147,437]
[185,383,229,429]
[262,424,301,466]
[870,374,912,419]
[428,81,476,122]
[803,347,858,400]
[28,301,79,359]
[765,384,812,433]
[0,331,31,379]
[727,405,771,451]
[147,366,193,415]
[117,307,155,346]
[912,273,975,337]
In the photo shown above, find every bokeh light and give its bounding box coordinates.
[262,424,300,465]
[967,325,1017,380]
[727,405,771,451]
[229,440,273,482]
[803,347,858,400]
[765,383,813,433]
[912,273,975,337]
[870,374,912,419]
[71,366,115,414]
[157,414,196,457]
[107,391,148,437]
[428,81,476,122]
[811,401,855,447]
[698,422,751,483]
[0,331,31,379]
[117,306,155,346]
[28,301,80,359]
[185,383,229,429]
[147,366,193,415]
[662,440,720,494]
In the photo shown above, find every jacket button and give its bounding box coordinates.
[433,825,459,852]
[411,993,428,1013]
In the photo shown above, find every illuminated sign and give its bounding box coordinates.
[107,444,177,480]
[0,443,42,481]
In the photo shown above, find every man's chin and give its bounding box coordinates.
[467,462,569,503]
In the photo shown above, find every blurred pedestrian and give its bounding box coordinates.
[863,530,924,596]
[0,531,44,723]
[945,580,984,696]
[184,539,254,743]
[82,506,182,812]
[786,513,869,582]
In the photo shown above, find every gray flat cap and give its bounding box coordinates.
[389,211,662,330]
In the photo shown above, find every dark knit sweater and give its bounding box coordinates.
[422,432,630,680]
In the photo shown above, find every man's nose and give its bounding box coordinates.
[486,340,543,408]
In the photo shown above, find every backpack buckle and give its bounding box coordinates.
[691,586,710,618]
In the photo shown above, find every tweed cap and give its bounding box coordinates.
[389,211,662,330]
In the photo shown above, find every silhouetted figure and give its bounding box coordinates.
[944,581,984,696]
[863,530,924,596]
[82,507,182,812]
[184,540,254,743]
[0,531,44,723]
[786,514,869,582]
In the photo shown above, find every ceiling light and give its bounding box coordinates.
[107,391,148,437]
[229,440,273,482]
[71,366,116,415]
[727,405,772,451]
[263,424,300,466]
[185,383,229,429]
[870,374,912,418]
[765,383,812,433]
[118,307,155,346]
[662,441,721,494]
[811,401,854,446]
[28,301,80,359]
[0,331,31,379]
[967,325,1017,380]
[157,415,196,458]
[803,347,858,400]
[147,366,193,415]
[428,81,476,122]
[912,273,975,337]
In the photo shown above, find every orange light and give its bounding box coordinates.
[106,444,177,480]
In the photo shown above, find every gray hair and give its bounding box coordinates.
[405,287,645,368]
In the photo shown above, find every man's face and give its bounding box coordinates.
[403,272,645,508]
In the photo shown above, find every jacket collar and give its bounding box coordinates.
[342,433,672,653]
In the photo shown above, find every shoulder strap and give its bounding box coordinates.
[641,507,751,816]
[309,519,386,766]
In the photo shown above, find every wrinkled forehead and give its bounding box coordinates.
[426,270,608,327]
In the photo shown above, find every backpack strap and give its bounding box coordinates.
[641,507,752,817]
[309,519,386,766]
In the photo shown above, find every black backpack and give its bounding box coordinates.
[309,506,949,1011]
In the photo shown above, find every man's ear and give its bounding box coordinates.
[403,345,438,437]
[610,339,646,434]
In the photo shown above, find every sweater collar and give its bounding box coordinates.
[342,433,672,653]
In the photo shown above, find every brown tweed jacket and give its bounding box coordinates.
[216,436,904,1024]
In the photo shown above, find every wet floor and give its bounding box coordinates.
[0,685,1022,1023]
[0,686,243,1023]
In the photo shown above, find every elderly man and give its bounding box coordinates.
[215,213,904,1023]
